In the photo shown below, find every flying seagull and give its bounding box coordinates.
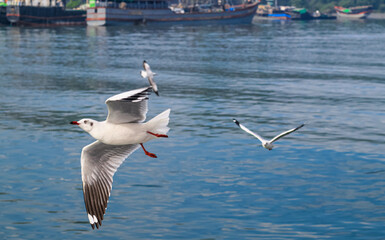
[233,119,304,150]
[140,60,159,96]
[70,87,170,229]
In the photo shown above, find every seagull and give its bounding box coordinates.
[140,60,159,96]
[233,119,304,150]
[70,86,170,229]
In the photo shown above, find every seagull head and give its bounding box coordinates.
[263,142,274,150]
[70,119,95,132]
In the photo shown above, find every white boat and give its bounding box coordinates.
[335,5,372,20]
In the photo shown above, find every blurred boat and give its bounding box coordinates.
[256,5,335,21]
[334,5,372,19]
[284,7,313,20]
[6,0,86,26]
[86,0,259,26]
[312,10,336,20]
[0,0,9,24]
[256,4,290,20]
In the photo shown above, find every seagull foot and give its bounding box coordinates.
[147,131,168,138]
[140,143,158,158]
[145,152,157,158]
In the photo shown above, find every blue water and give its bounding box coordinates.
[1,18,385,239]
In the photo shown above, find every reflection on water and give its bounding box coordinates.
[0,19,385,239]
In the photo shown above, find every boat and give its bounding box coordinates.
[86,0,260,26]
[312,10,336,20]
[6,0,86,26]
[256,4,290,20]
[1,6,9,24]
[284,7,313,20]
[0,0,9,24]
[334,5,372,19]
[256,1,334,21]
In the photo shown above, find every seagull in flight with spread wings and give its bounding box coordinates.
[140,60,159,96]
[70,87,170,229]
[233,119,304,150]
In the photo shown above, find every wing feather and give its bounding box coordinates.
[233,119,266,143]
[105,87,151,124]
[270,124,304,143]
[81,140,140,229]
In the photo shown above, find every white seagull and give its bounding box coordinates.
[70,87,170,229]
[140,60,159,96]
[233,119,304,150]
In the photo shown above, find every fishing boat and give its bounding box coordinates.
[0,6,8,24]
[311,10,336,20]
[284,7,313,20]
[255,0,325,21]
[334,5,372,19]
[86,0,260,26]
[0,0,9,24]
[256,4,290,20]
[6,0,86,26]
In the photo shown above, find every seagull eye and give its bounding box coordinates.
[84,120,88,124]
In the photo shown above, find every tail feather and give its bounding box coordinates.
[146,109,170,135]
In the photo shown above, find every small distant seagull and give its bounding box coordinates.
[233,119,304,150]
[140,60,159,96]
[70,87,170,229]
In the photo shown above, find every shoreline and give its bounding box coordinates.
[368,13,385,19]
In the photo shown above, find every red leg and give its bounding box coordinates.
[140,143,157,158]
[147,131,168,138]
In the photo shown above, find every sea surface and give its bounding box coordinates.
[1,18,385,239]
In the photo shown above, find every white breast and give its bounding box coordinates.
[89,122,154,145]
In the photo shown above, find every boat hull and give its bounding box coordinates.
[335,6,372,20]
[6,5,86,26]
[256,13,291,20]
[0,6,9,24]
[87,2,258,26]
[336,11,371,19]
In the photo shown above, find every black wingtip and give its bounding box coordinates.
[154,91,159,96]
[233,118,240,126]
[293,123,305,132]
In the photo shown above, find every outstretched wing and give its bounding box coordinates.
[81,140,140,229]
[105,87,151,124]
[140,70,148,78]
[270,124,305,143]
[233,119,266,143]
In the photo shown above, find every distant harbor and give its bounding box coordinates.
[1,0,385,26]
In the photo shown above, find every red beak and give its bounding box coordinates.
[70,121,79,125]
